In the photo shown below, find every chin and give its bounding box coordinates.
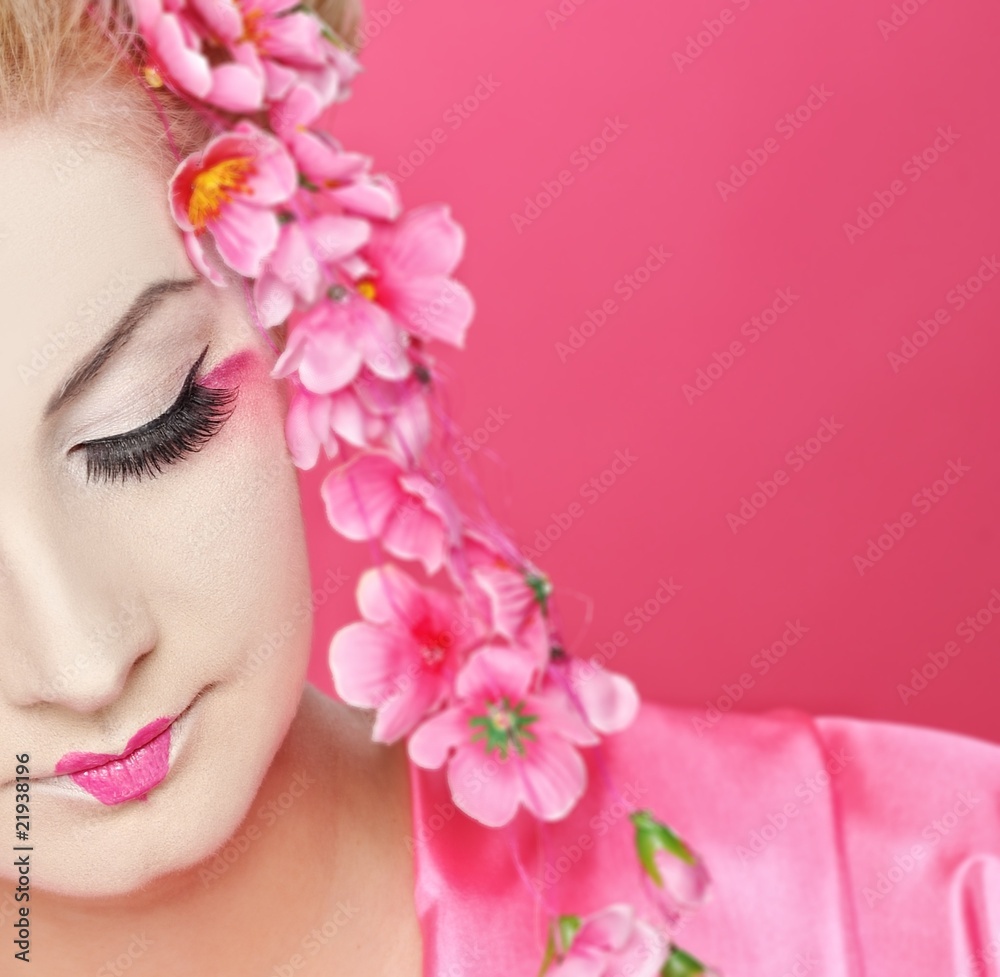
[17,668,306,901]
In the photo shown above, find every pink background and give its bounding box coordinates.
[301,0,1000,743]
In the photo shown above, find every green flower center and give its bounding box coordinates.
[469,696,538,759]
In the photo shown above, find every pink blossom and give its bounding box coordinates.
[471,561,552,641]
[283,376,430,470]
[270,83,366,180]
[129,0,266,112]
[284,387,340,469]
[320,452,459,574]
[232,0,360,104]
[545,905,668,977]
[330,172,402,221]
[351,373,432,463]
[330,565,483,742]
[443,527,535,628]
[270,85,401,219]
[408,646,596,827]
[271,292,411,392]
[253,211,370,327]
[360,204,474,347]
[169,121,296,283]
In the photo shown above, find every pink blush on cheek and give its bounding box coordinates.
[201,348,262,390]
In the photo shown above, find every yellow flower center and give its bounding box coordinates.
[240,7,269,47]
[356,278,377,301]
[188,156,255,230]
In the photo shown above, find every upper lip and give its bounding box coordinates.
[53,714,180,777]
[6,684,211,786]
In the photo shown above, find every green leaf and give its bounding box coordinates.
[661,944,707,977]
[556,914,582,954]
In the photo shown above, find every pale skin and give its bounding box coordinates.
[0,100,422,974]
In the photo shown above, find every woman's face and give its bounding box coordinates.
[0,112,314,898]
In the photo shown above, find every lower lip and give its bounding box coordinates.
[58,724,172,806]
[43,699,200,806]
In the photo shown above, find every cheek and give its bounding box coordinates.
[202,345,288,443]
[129,343,308,675]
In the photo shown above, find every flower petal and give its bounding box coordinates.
[408,706,471,769]
[575,663,640,735]
[392,276,474,348]
[328,621,412,707]
[154,13,212,99]
[182,232,226,286]
[447,744,523,827]
[574,904,636,953]
[519,734,587,822]
[298,327,364,394]
[209,199,279,278]
[372,674,444,744]
[367,203,465,277]
[320,452,403,541]
[455,646,535,702]
[355,563,426,627]
[309,214,371,263]
[383,504,446,575]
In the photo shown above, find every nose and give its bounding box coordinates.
[0,509,153,713]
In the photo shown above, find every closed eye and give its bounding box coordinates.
[69,345,238,484]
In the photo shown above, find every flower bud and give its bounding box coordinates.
[631,809,710,907]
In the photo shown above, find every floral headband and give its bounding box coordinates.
[98,1,719,972]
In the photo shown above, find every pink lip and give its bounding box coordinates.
[54,716,177,806]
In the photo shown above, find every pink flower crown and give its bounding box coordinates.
[98,1,719,972]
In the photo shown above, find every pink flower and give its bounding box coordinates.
[359,204,474,347]
[271,291,411,392]
[351,372,432,463]
[408,646,596,827]
[472,561,552,641]
[270,86,401,219]
[320,452,459,574]
[330,172,402,221]
[284,387,340,469]
[283,375,430,470]
[169,121,296,283]
[253,211,370,327]
[330,565,483,742]
[544,905,668,977]
[233,0,359,104]
[544,656,640,736]
[130,0,266,112]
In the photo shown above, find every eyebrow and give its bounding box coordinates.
[44,276,203,419]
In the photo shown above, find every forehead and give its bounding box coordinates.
[0,117,191,392]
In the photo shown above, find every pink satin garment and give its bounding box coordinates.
[408,702,1000,976]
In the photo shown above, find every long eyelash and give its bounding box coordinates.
[72,346,239,485]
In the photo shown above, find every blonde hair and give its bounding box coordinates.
[0,0,362,172]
